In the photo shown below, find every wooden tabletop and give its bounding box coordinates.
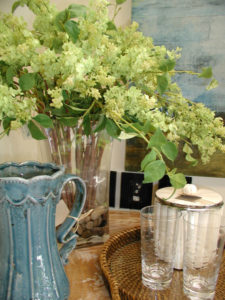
[65,209,225,300]
[65,209,140,300]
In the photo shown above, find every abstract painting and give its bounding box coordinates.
[125,0,225,177]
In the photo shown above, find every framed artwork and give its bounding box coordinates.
[126,0,225,177]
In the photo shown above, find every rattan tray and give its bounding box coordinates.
[100,227,225,300]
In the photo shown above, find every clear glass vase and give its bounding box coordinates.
[45,120,112,247]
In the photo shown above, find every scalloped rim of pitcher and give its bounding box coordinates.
[0,161,64,183]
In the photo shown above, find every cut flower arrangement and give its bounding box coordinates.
[0,0,224,189]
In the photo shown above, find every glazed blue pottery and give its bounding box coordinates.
[0,161,86,300]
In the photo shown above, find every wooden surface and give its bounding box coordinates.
[64,209,225,300]
[65,209,140,300]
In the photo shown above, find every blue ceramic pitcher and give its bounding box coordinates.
[0,161,86,300]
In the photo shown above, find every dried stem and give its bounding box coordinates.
[45,120,111,212]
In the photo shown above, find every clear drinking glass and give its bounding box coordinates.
[183,208,225,300]
[140,204,181,290]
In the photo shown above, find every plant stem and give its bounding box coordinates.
[117,115,149,144]
[174,70,199,76]
[82,99,97,119]
[46,119,110,212]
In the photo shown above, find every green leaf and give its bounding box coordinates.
[28,120,47,140]
[191,160,198,167]
[143,120,155,134]
[19,73,35,91]
[159,59,176,72]
[12,1,21,13]
[185,153,195,162]
[199,67,212,79]
[141,150,157,171]
[183,143,193,154]
[107,21,117,31]
[33,114,54,128]
[140,84,152,95]
[169,173,186,189]
[170,168,177,175]
[206,78,218,90]
[185,154,198,166]
[68,4,87,18]
[94,115,107,133]
[106,119,121,138]
[120,124,135,134]
[6,66,16,85]
[3,117,15,130]
[83,115,91,136]
[54,5,86,33]
[116,0,127,4]
[58,117,78,127]
[64,20,80,43]
[121,122,143,134]
[34,73,45,89]
[161,141,178,161]
[148,128,167,150]
[143,160,166,183]
[55,9,70,31]
[157,73,169,94]
[118,132,138,139]
[0,61,8,75]
[62,90,69,101]
[51,106,68,117]
[52,38,63,52]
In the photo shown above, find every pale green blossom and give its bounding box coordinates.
[104,86,126,120]
[0,84,36,126]
[0,13,39,66]
[47,88,63,109]
[31,48,59,81]
[10,120,23,130]
[87,88,101,100]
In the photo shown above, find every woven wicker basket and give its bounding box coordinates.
[100,227,225,300]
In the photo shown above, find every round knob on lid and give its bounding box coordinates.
[182,184,198,196]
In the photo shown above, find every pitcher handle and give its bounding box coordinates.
[56,174,86,265]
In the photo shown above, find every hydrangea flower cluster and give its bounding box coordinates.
[0,0,224,187]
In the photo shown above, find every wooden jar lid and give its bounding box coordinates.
[155,186,223,209]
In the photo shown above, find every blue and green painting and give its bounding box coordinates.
[125,0,225,177]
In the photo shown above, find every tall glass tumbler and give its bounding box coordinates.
[140,205,181,290]
[183,209,225,300]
